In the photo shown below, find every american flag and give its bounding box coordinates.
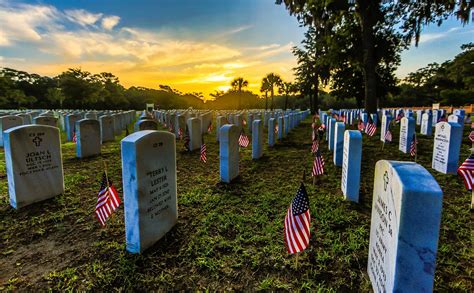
[178,127,183,140]
[384,129,392,142]
[311,140,319,154]
[239,130,250,147]
[395,111,404,122]
[311,129,316,141]
[200,141,207,163]
[95,172,121,226]
[168,122,174,132]
[72,131,77,143]
[275,125,278,134]
[312,149,325,176]
[183,126,190,151]
[365,115,377,137]
[410,134,417,157]
[207,122,212,133]
[458,154,474,190]
[469,131,474,143]
[284,182,311,254]
[358,119,365,132]
[318,124,326,131]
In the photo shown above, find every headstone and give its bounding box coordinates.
[432,109,440,126]
[76,119,101,158]
[398,117,415,153]
[187,118,201,151]
[284,115,289,136]
[34,116,58,128]
[341,130,362,202]
[135,119,157,132]
[100,115,115,143]
[65,113,82,141]
[268,118,276,147]
[333,122,345,166]
[4,125,64,208]
[432,122,463,174]
[121,130,178,254]
[368,160,443,293]
[0,115,23,147]
[17,113,32,125]
[328,118,336,151]
[215,116,226,142]
[420,112,433,136]
[278,116,284,140]
[219,124,239,183]
[252,120,263,159]
[416,110,423,125]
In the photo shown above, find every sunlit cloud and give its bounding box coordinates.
[0,1,298,98]
[101,15,120,30]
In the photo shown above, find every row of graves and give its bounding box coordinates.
[1,105,471,291]
[310,107,472,292]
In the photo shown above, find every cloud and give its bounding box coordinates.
[101,15,120,30]
[65,9,102,27]
[0,2,60,45]
[417,27,461,44]
[0,1,297,97]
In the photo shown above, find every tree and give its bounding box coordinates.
[279,81,296,110]
[277,0,473,113]
[263,73,282,111]
[230,77,249,109]
[260,78,270,110]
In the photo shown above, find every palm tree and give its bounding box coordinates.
[279,81,296,111]
[230,77,248,109]
[263,73,282,111]
[260,78,270,110]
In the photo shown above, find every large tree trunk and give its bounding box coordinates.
[359,1,378,114]
[265,92,268,110]
[271,87,274,111]
[308,90,313,114]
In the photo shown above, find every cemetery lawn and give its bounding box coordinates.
[0,119,472,291]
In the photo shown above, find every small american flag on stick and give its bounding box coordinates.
[365,115,377,137]
[312,149,325,176]
[207,121,212,133]
[183,126,190,151]
[200,138,207,163]
[72,131,77,143]
[458,154,474,190]
[311,139,319,154]
[178,127,183,140]
[469,131,474,143]
[239,129,250,147]
[384,129,392,142]
[358,119,365,132]
[96,172,121,226]
[275,125,278,134]
[410,134,417,157]
[284,182,311,254]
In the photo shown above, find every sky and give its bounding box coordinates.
[0,0,473,99]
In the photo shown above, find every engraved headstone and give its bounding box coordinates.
[268,117,276,147]
[187,117,202,151]
[0,115,24,147]
[135,119,157,132]
[368,160,442,293]
[34,116,58,128]
[76,119,101,158]
[333,122,345,166]
[432,122,462,174]
[4,125,64,208]
[122,130,178,254]
[341,130,362,202]
[252,120,263,159]
[100,115,115,143]
[219,124,239,183]
[420,112,433,136]
[398,117,415,153]
[65,113,82,141]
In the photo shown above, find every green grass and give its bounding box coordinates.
[0,118,472,291]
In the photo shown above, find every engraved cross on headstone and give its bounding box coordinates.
[383,171,389,191]
[32,136,42,147]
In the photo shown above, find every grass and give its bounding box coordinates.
[0,117,472,291]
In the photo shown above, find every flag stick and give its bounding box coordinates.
[103,161,109,189]
[471,144,474,210]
